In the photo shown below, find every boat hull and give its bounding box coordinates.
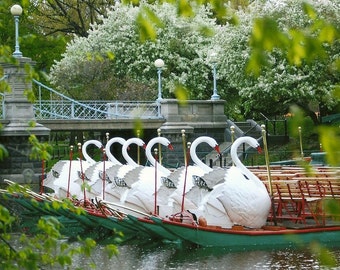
[152,217,340,248]
[127,214,180,241]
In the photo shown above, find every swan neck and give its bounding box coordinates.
[146,138,169,173]
[190,137,213,172]
[105,138,125,164]
[231,138,250,177]
[82,140,101,164]
[122,139,138,166]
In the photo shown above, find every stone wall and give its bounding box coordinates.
[158,99,227,167]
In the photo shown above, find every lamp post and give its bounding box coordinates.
[210,52,220,100]
[154,59,164,103]
[11,4,23,58]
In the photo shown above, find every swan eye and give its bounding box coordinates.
[161,177,176,188]
[114,176,127,187]
[52,170,60,178]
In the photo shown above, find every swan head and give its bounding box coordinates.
[124,138,146,149]
[191,136,220,154]
[82,139,103,150]
[233,137,262,153]
[247,137,262,154]
[147,137,173,151]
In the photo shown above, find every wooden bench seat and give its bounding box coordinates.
[263,177,340,225]
[264,180,325,225]
[295,178,340,199]
[257,174,296,181]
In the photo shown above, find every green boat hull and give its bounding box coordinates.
[127,214,180,241]
[3,194,117,240]
[85,211,141,240]
[152,217,340,249]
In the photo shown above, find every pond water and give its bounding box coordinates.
[69,240,340,270]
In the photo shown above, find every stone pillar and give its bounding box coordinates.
[159,99,227,167]
[0,57,50,190]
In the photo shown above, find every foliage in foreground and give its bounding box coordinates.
[0,195,118,269]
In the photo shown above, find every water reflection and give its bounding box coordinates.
[69,240,340,270]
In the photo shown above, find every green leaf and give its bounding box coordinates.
[105,244,119,258]
[302,2,317,20]
[332,84,340,99]
[251,17,286,51]
[177,0,194,18]
[318,24,337,43]
[0,144,9,161]
[310,242,338,268]
[318,126,340,166]
[106,51,115,60]
[136,12,157,42]
[198,25,215,37]
[174,83,188,104]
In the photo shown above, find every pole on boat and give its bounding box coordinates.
[298,126,304,159]
[230,125,235,144]
[101,132,110,200]
[261,125,277,225]
[40,159,45,194]
[78,142,87,204]
[230,125,235,166]
[66,145,74,198]
[181,129,187,166]
[102,148,106,200]
[154,148,158,215]
[181,142,191,212]
[157,128,162,166]
[137,130,140,165]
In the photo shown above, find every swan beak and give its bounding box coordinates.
[168,143,174,150]
[257,146,262,154]
[142,143,147,149]
[214,145,221,154]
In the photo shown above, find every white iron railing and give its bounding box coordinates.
[29,80,162,120]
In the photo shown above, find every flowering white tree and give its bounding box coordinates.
[49,0,339,122]
[49,3,221,100]
[214,0,339,122]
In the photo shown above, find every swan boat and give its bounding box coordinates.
[120,136,340,248]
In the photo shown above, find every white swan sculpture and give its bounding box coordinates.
[163,136,220,214]
[122,136,174,214]
[191,136,271,228]
[104,137,146,202]
[81,137,126,199]
[216,136,271,228]
[44,139,103,199]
